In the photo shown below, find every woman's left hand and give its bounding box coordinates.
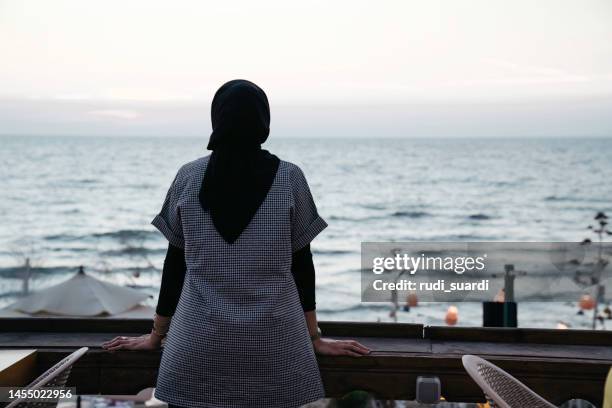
[312,338,370,357]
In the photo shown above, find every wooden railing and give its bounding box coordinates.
[1,318,611,405]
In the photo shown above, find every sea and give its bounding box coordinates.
[1,135,611,329]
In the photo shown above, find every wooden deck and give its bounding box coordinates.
[1,318,611,405]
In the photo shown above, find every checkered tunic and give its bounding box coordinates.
[152,156,327,408]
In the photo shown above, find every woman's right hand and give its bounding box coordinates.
[102,332,162,351]
[312,338,370,357]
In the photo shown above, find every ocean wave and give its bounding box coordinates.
[328,215,359,221]
[329,211,431,222]
[392,210,431,218]
[544,195,577,202]
[490,181,517,187]
[357,203,386,210]
[45,229,159,242]
[126,183,157,190]
[453,234,499,240]
[545,195,612,204]
[420,234,504,241]
[102,247,167,256]
[92,229,159,240]
[0,264,161,280]
[44,233,82,242]
[311,249,354,255]
[328,214,383,222]
[44,246,91,253]
[0,265,75,278]
[317,303,392,313]
[467,213,492,220]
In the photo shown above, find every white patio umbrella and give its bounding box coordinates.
[5,266,152,317]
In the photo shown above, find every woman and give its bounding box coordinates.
[102,80,370,408]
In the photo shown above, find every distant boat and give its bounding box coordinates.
[0,266,154,318]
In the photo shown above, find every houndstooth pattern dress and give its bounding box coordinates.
[152,156,327,408]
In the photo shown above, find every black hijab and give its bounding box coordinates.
[199,80,280,244]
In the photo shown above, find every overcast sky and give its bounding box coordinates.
[1,0,611,137]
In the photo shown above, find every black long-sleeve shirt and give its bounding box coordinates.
[156,243,316,316]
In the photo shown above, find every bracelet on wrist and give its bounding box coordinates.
[310,326,322,342]
[152,313,171,338]
[151,328,167,339]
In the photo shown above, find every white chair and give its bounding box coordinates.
[6,347,88,408]
[462,354,557,408]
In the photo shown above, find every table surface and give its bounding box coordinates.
[0,349,36,371]
[0,349,37,387]
[3,331,612,362]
